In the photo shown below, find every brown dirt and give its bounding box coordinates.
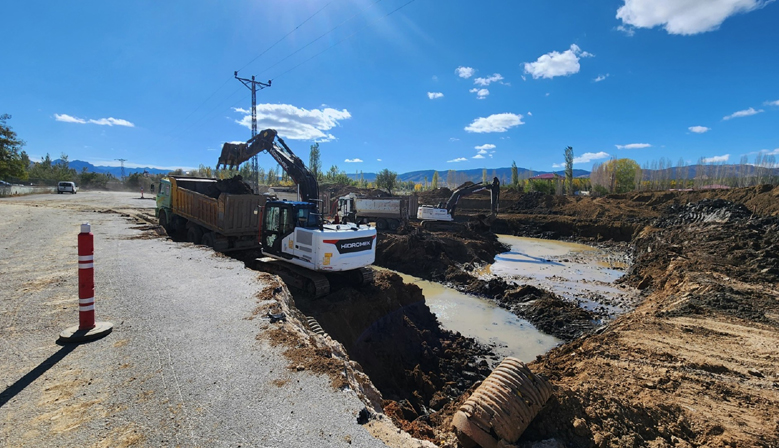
[290,271,496,442]
[376,186,779,447]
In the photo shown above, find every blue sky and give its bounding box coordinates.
[3,0,778,174]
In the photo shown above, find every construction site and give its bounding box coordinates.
[2,174,778,447]
[3,2,779,447]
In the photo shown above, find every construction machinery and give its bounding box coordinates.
[418,177,500,231]
[335,194,417,231]
[156,175,261,252]
[218,129,376,297]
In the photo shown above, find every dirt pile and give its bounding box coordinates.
[517,199,779,447]
[375,225,505,282]
[291,271,495,443]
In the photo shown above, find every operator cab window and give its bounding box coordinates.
[296,208,319,228]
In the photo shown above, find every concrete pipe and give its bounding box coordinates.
[451,357,552,448]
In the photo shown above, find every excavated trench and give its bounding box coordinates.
[130,187,779,446]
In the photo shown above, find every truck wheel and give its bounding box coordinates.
[376,219,387,230]
[388,219,399,231]
[186,226,203,245]
[158,210,171,232]
[201,232,215,248]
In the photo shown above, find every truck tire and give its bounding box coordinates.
[186,226,203,245]
[201,232,215,248]
[376,219,388,230]
[388,219,399,231]
[158,210,170,232]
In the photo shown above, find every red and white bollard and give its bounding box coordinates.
[59,222,113,342]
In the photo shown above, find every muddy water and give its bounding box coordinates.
[486,235,638,317]
[379,268,561,364]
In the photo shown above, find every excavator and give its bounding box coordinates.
[417,177,500,231]
[218,129,375,297]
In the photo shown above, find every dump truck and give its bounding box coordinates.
[156,176,261,252]
[335,194,417,231]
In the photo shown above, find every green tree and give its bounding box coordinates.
[564,146,574,195]
[309,142,322,181]
[431,171,439,189]
[510,161,518,188]
[375,168,398,195]
[591,158,641,193]
[0,114,29,180]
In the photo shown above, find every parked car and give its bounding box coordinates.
[57,181,78,194]
[0,180,12,187]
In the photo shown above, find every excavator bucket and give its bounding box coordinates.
[217,142,250,170]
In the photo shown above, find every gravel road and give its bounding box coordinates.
[0,191,389,447]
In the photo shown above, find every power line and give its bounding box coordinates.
[236,1,335,74]
[272,0,418,81]
[254,0,385,79]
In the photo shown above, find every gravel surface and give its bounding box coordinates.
[0,191,388,447]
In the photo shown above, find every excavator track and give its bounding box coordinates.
[254,257,331,298]
[253,258,374,299]
[421,220,466,232]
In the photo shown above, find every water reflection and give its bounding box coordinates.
[380,268,561,364]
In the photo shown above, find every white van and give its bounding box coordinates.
[57,181,77,194]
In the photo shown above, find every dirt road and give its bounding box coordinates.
[0,191,395,447]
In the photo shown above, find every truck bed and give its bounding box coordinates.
[171,178,261,236]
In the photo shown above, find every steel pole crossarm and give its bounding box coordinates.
[233,71,271,90]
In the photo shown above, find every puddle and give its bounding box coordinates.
[485,235,638,317]
[380,268,561,364]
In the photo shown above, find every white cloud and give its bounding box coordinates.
[616,24,636,36]
[688,125,711,133]
[469,88,489,99]
[54,113,86,124]
[432,75,438,82]
[524,44,593,80]
[427,92,444,99]
[616,0,772,35]
[473,154,485,159]
[702,154,730,163]
[455,66,475,79]
[765,100,779,106]
[475,144,496,151]
[723,107,763,120]
[234,103,351,141]
[447,157,468,163]
[552,151,611,168]
[88,117,135,127]
[465,113,524,133]
[449,137,460,142]
[345,158,363,163]
[377,158,382,161]
[594,74,609,82]
[55,114,135,127]
[575,151,611,163]
[616,143,651,149]
[527,111,533,116]
[474,73,504,86]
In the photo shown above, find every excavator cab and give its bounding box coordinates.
[261,201,320,258]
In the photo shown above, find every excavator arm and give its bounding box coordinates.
[217,129,319,203]
[444,177,500,218]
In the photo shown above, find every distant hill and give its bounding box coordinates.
[348,167,591,184]
[57,160,171,177]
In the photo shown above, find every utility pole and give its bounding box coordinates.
[115,159,127,180]
[234,71,271,193]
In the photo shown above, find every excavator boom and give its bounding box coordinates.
[217,129,319,203]
[445,177,500,218]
